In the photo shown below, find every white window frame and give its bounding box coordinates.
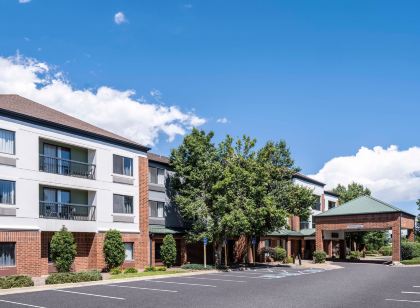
[0,128,15,155]
[124,242,134,261]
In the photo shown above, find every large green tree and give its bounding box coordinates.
[170,129,314,265]
[333,182,371,204]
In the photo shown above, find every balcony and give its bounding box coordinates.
[39,155,96,179]
[39,201,96,221]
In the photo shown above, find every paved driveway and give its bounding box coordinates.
[0,263,419,308]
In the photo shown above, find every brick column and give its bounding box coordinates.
[291,216,300,231]
[327,240,333,257]
[180,238,188,264]
[321,194,326,212]
[315,227,323,252]
[286,239,292,257]
[392,222,401,262]
[138,156,149,268]
[407,229,415,242]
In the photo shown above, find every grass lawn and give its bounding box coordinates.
[110,270,188,279]
[401,257,420,265]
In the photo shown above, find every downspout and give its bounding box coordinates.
[399,213,402,262]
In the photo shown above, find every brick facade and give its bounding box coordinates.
[138,155,150,268]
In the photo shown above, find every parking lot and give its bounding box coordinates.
[0,263,419,308]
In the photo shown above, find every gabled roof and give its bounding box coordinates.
[0,95,150,152]
[315,195,416,218]
[300,228,316,236]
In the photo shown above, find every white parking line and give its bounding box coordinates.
[182,277,246,283]
[208,273,271,279]
[144,280,217,287]
[401,291,420,295]
[386,299,420,303]
[0,300,47,308]
[107,284,178,293]
[53,289,125,300]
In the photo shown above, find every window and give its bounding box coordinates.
[312,195,321,211]
[264,240,270,248]
[149,167,165,185]
[149,201,164,218]
[0,129,15,155]
[328,201,336,210]
[155,242,162,260]
[0,243,15,267]
[124,243,134,261]
[113,194,133,214]
[0,180,15,205]
[113,155,133,176]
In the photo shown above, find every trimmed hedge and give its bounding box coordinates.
[181,263,213,270]
[160,235,177,268]
[273,247,287,262]
[349,251,361,261]
[110,268,122,275]
[401,242,420,260]
[379,246,392,256]
[0,275,34,289]
[313,250,326,263]
[401,257,420,265]
[45,271,102,285]
[144,266,167,272]
[124,267,138,274]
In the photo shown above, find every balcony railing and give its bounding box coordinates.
[39,155,96,179]
[39,201,96,221]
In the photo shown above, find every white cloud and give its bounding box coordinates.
[216,117,228,124]
[114,12,127,25]
[310,145,420,203]
[18,0,31,3]
[0,54,205,146]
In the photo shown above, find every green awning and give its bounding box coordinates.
[267,229,303,237]
[315,195,416,218]
[149,225,184,235]
[300,228,315,236]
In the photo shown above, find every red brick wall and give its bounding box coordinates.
[291,216,300,231]
[0,231,41,276]
[138,155,149,268]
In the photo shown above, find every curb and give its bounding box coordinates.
[0,270,220,296]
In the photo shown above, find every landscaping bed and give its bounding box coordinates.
[45,271,102,285]
[110,269,186,279]
[0,275,34,289]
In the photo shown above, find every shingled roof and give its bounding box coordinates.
[315,195,416,218]
[0,95,149,152]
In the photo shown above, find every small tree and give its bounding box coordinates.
[103,229,125,270]
[50,226,77,272]
[160,235,177,267]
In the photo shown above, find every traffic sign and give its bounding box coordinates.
[203,237,208,246]
[251,237,256,245]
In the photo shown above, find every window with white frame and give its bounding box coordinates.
[0,243,15,267]
[149,167,165,185]
[0,180,15,205]
[113,194,133,214]
[149,200,164,218]
[312,195,321,211]
[0,129,15,155]
[328,200,336,209]
[124,243,134,261]
[113,154,133,176]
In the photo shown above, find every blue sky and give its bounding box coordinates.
[0,0,419,213]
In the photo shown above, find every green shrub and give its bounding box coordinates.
[103,229,125,270]
[0,275,34,289]
[50,226,77,273]
[379,246,392,256]
[45,271,102,284]
[273,247,287,262]
[144,266,155,272]
[124,267,138,274]
[155,266,167,271]
[284,256,294,264]
[401,257,420,265]
[313,250,326,263]
[401,242,420,260]
[160,235,177,268]
[110,268,122,275]
[349,251,361,261]
[181,263,213,270]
